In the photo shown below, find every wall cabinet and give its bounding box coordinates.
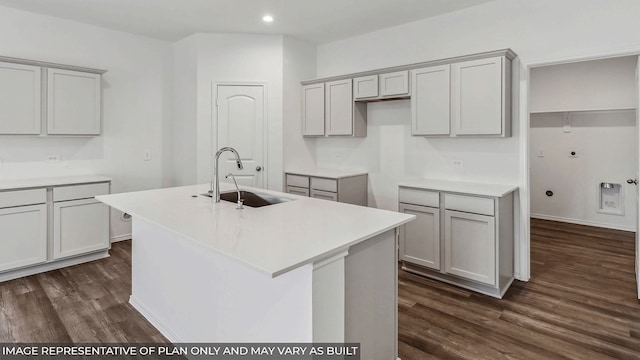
[0,177,110,282]
[399,184,514,298]
[0,62,41,135]
[302,79,366,137]
[285,172,368,206]
[0,56,105,136]
[411,56,510,137]
[47,68,102,135]
[353,71,409,100]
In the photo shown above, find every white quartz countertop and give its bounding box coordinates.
[97,183,413,277]
[0,175,111,191]
[285,168,368,179]
[398,178,518,197]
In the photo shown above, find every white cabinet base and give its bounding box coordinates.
[0,250,109,283]
[402,261,514,299]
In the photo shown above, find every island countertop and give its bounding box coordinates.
[97,183,414,277]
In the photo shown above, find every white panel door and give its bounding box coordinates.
[325,79,353,135]
[53,198,109,260]
[399,203,440,270]
[451,56,503,135]
[302,83,325,136]
[47,68,101,135]
[216,84,265,188]
[0,62,41,134]
[0,204,47,272]
[445,210,496,285]
[411,65,451,135]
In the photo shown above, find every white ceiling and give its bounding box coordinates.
[0,0,495,43]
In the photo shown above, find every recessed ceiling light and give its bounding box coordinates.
[262,15,274,23]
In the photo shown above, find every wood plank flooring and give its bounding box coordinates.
[0,241,167,343]
[0,219,638,360]
[399,218,640,360]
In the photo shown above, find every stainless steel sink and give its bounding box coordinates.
[202,190,291,208]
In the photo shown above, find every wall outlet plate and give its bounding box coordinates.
[46,155,61,163]
[452,159,464,168]
[144,150,152,161]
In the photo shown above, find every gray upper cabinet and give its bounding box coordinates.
[411,65,450,136]
[325,79,354,135]
[0,62,41,135]
[302,83,325,136]
[353,75,378,99]
[0,56,105,137]
[379,70,409,97]
[353,70,409,101]
[302,79,366,137]
[47,68,102,135]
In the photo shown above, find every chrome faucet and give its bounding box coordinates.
[225,173,243,209]
[210,147,243,202]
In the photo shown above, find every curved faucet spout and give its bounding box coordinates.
[211,147,244,203]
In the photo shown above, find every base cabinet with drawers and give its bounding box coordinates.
[399,184,515,298]
[0,177,111,282]
[285,172,368,206]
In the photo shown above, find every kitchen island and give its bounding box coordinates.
[97,183,413,359]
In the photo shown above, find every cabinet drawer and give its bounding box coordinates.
[53,182,109,202]
[286,174,309,188]
[311,189,338,202]
[311,177,338,192]
[286,186,309,197]
[444,194,494,216]
[398,187,439,208]
[0,188,46,208]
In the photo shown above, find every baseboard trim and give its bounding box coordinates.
[0,250,109,283]
[129,295,182,343]
[111,234,132,243]
[531,214,634,232]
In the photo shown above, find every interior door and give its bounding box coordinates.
[629,57,640,299]
[216,84,265,188]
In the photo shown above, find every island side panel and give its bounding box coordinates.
[344,229,398,360]
[129,217,314,342]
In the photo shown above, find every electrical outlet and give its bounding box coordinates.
[334,152,343,160]
[46,155,61,163]
[452,159,464,169]
[144,150,152,161]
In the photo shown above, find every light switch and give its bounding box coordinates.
[537,148,544,157]
[144,150,152,161]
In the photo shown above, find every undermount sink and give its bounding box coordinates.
[203,190,292,208]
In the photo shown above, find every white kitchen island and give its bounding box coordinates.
[97,183,413,359]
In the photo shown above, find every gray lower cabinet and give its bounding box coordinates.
[285,172,368,206]
[0,179,111,282]
[399,185,514,298]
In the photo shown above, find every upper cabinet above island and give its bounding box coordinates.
[0,56,106,137]
[301,49,515,139]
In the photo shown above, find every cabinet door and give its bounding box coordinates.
[325,79,353,135]
[47,68,102,135]
[444,210,496,285]
[302,83,325,136]
[287,186,309,197]
[310,189,338,202]
[0,62,41,135]
[399,203,440,270]
[53,198,109,259]
[353,75,378,99]
[0,204,47,272]
[451,56,504,135]
[411,65,450,135]
[379,70,409,97]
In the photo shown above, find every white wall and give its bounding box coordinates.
[530,110,637,231]
[312,0,640,279]
[0,6,173,239]
[283,37,317,172]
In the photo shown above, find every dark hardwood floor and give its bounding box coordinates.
[0,241,167,343]
[399,218,640,360]
[1,219,638,360]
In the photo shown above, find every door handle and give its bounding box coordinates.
[256,166,262,172]
[627,179,638,185]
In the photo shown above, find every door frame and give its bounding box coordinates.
[521,49,640,282]
[212,81,269,189]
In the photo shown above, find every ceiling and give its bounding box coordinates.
[0,0,495,43]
